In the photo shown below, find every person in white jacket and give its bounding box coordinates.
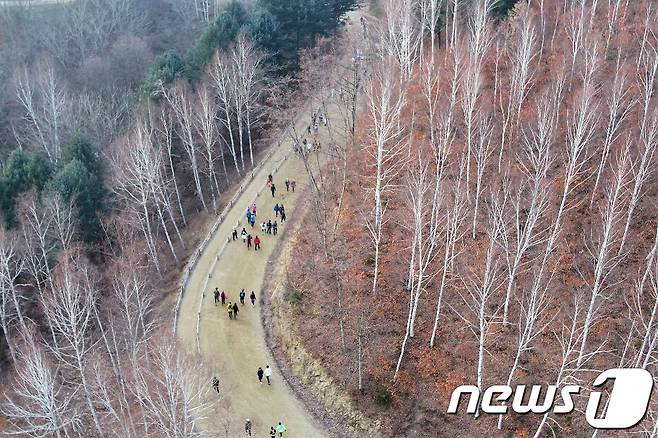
[264,365,272,385]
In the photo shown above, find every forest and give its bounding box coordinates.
[287,0,658,436]
[2,0,657,436]
[0,0,355,436]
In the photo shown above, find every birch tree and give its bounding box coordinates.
[617,42,658,253]
[43,257,103,436]
[15,62,68,163]
[395,150,444,378]
[231,33,266,169]
[161,84,208,210]
[589,54,635,206]
[451,209,504,397]
[497,117,554,325]
[194,84,222,212]
[156,109,187,226]
[1,328,79,437]
[497,11,538,169]
[532,296,607,438]
[0,229,25,363]
[131,343,212,438]
[471,113,494,239]
[365,59,407,296]
[577,141,632,366]
[210,51,241,175]
[429,182,468,347]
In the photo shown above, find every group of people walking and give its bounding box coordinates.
[256,365,273,385]
[231,189,290,250]
[214,174,299,437]
[244,419,287,437]
[214,288,256,320]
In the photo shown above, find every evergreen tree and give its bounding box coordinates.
[49,137,105,243]
[258,0,356,70]
[0,149,51,226]
[185,1,247,82]
[141,51,185,98]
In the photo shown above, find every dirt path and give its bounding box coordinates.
[176,15,361,437]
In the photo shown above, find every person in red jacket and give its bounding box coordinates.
[254,235,261,251]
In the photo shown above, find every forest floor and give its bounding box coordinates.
[176,13,363,437]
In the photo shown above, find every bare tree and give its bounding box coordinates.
[617,43,658,254]
[577,140,632,366]
[193,84,222,212]
[0,229,26,363]
[209,51,241,175]
[395,149,444,378]
[380,0,422,79]
[497,11,538,170]
[161,83,208,211]
[419,0,443,64]
[1,327,79,437]
[365,59,407,297]
[43,256,103,436]
[451,209,504,397]
[156,108,187,226]
[471,113,494,239]
[497,267,555,429]
[15,62,68,163]
[497,115,554,325]
[131,342,212,438]
[629,226,658,369]
[429,181,468,347]
[532,296,607,438]
[231,33,266,168]
[589,54,635,206]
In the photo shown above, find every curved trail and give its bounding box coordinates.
[176,14,361,437]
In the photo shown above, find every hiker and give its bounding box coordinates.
[273,221,278,236]
[247,234,252,249]
[267,220,272,234]
[261,222,267,233]
[233,302,239,319]
[291,180,296,192]
[285,178,290,191]
[274,203,280,217]
[250,291,256,306]
[221,290,226,305]
[246,209,252,222]
[280,210,287,222]
[254,235,261,251]
[268,174,273,185]
[241,228,248,243]
[251,203,257,215]
[270,426,277,438]
[232,228,238,240]
[239,289,246,305]
[212,376,219,393]
[271,184,276,197]
[250,214,256,228]
[276,422,286,437]
[245,419,252,436]
[227,302,233,320]
[213,288,220,305]
[265,365,272,385]
[257,367,264,385]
